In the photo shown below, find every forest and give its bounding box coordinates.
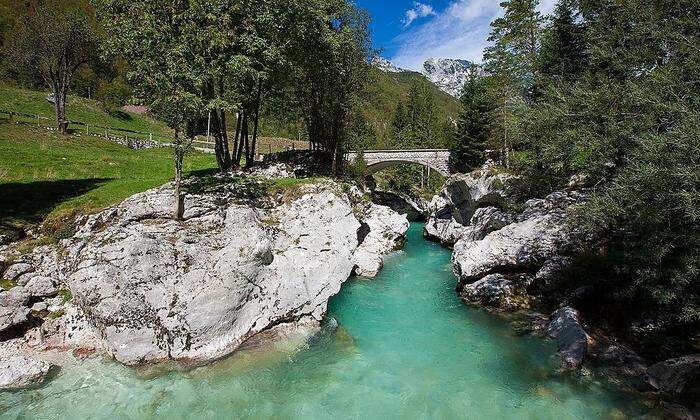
[452,0,700,357]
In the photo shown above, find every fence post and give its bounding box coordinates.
[37,115,40,127]
[86,124,89,136]
[149,133,152,142]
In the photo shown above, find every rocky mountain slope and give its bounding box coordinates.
[371,56,476,98]
[421,58,475,98]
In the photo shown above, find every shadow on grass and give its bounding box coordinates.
[0,178,113,225]
[187,168,220,178]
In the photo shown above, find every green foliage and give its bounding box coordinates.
[388,79,452,150]
[489,0,700,354]
[49,310,65,319]
[345,152,368,186]
[450,71,492,172]
[538,0,587,82]
[0,85,169,136]
[0,278,17,291]
[57,289,73,304]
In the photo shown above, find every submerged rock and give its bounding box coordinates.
[547,306,589,370]
[647,354,700,404]
[0,355,54,390]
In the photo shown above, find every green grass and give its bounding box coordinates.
[0,123,216,229]
[0,278,17,290]
[0,84,171,137]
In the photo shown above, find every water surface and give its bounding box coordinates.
[0,224,644,419]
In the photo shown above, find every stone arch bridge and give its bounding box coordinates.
[346,149,452,176]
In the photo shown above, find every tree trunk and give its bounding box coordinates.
[232,111,242,168]
[236,112,247,166]
[54,88,69,135]
[249,78,263,167]
[243,114,250,168]
[173,129,185,220]
[212,109,231,172]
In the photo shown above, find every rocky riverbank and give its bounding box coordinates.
[426,165,699,419]
[0,171,408,388]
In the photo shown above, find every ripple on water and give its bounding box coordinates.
[0,224,648,420]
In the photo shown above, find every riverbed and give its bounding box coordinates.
[0,224,645,419]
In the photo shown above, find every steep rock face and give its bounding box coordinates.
[424,168,515,245]
[353,204,409,278]
[1,179,404,367]
[370,190,427,222]
[452,191,584,282]
[421,58,476,98]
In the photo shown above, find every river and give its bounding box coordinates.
[0,224,645,419]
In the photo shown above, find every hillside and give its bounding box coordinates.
[0,86,215,240]
[360,67,461,147]
[0,85,171,138]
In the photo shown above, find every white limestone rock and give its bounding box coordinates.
[353,204,409,278]
[421,58,476,98]
[452,191,583,282]
[27,180,406,366]
[0,287,30,333]
[3,262,33,281]
[24,276,59,298]
[0,355,54,390]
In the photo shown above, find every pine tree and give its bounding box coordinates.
[539,0,587,82]
[483,0,543,167]
[451,71,492,172]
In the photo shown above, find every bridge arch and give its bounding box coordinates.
[346,149,451,177]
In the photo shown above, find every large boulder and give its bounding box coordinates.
[370,190,427,222]
[424,167,516,245]
[452,191,583,282]
[0,287,30,333]
[459,274,531,311]
[647,355,700,404]
[36,179,406,366]
[425,206,512,247]
[353,204,409,277]
[547,306,589,369]
[427,168,516,224]
[0,355,54,390]
[3,262,33,281]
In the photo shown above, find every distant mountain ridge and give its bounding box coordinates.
[370,56,476,98]
[421,58,475,98]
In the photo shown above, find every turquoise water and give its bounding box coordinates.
[0,224,645,419]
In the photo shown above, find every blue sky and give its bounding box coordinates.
[356,0,557,71]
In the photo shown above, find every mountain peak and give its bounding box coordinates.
[421,58,475,98]
[370,56,405,73]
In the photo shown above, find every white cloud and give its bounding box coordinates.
[392,0,500,70]
[403,2,436,28]
[391,0,558,71]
